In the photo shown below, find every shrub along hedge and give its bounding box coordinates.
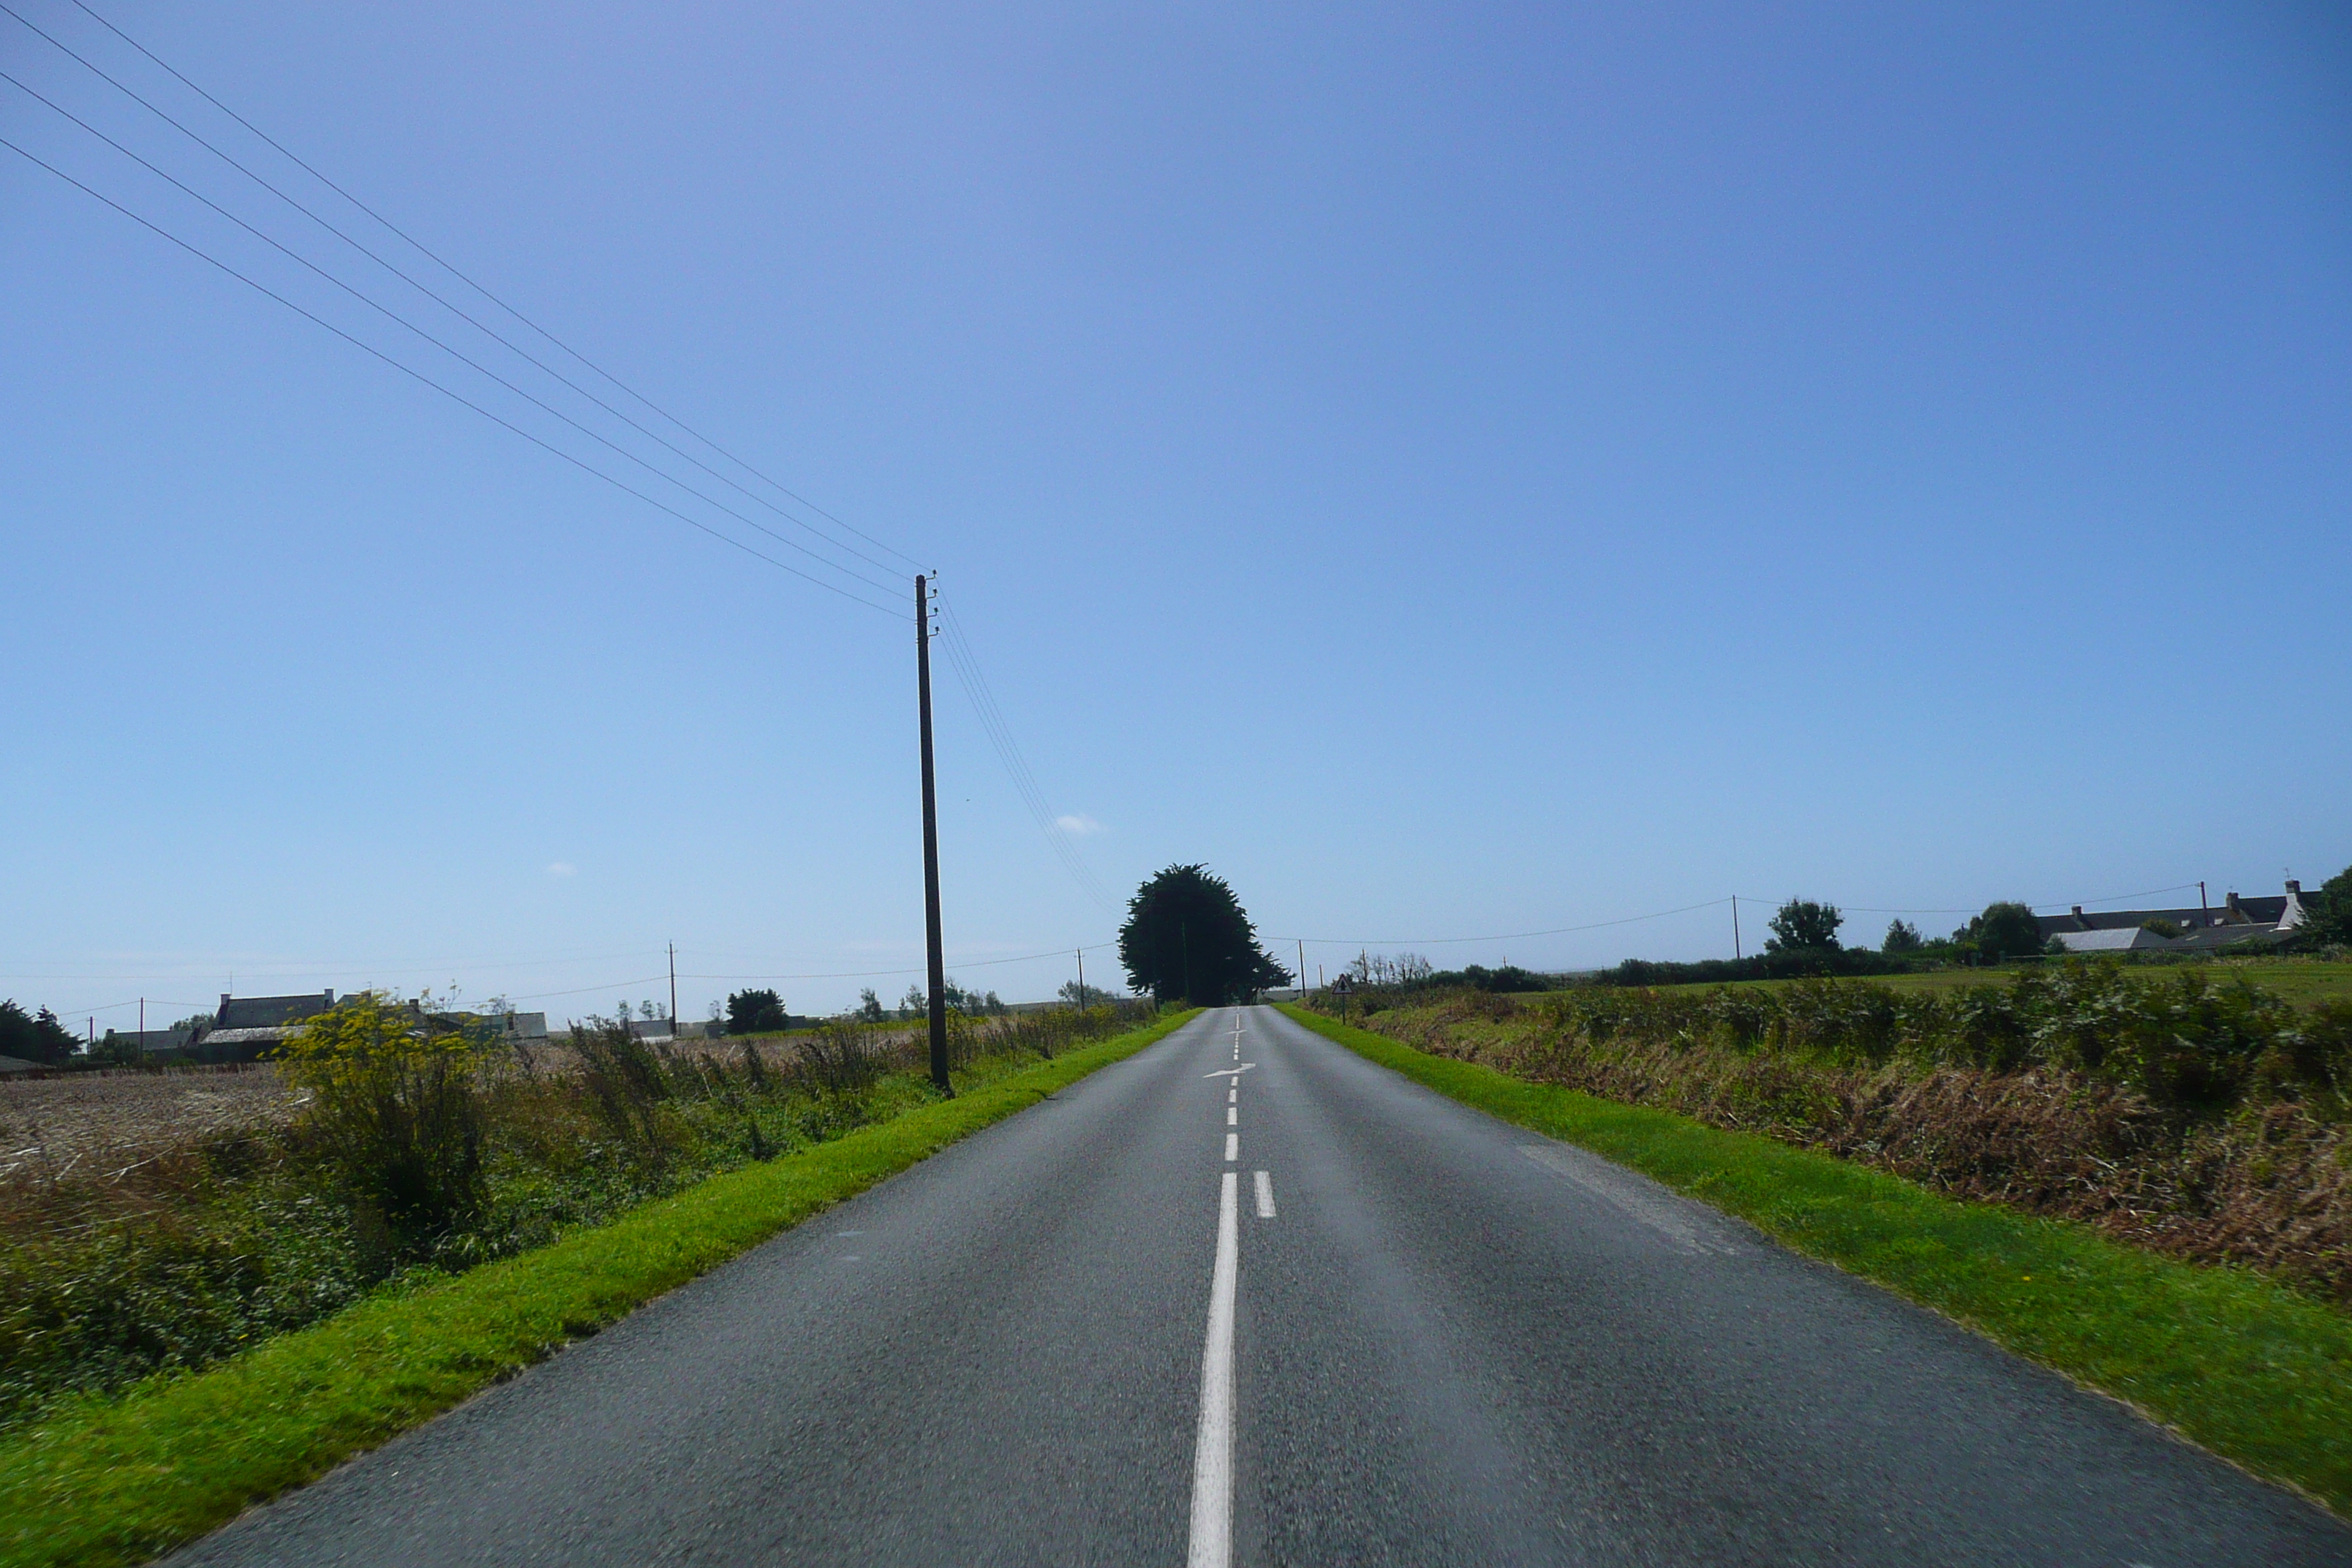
[1327,962,2352,1300]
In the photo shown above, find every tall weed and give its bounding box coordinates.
[275,995,496,1253]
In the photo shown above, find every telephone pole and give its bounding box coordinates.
[916,575,951,1094]
[1076,947,1086,1007]
[1297,939,1305,1000]
[668,943,678,1033]
[1732,896,1741,960]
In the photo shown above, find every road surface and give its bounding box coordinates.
[170,1006,2352,1565]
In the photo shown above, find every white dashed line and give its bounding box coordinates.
[1226,1106,1237,1126]
[1224,1132,1238,1161]
[1187,1172,1239,1568]
[1254,1170,1275,1218]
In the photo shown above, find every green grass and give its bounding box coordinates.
[1626,956,2352,1009]
[0,1011,1198,1568]
[1279,1003,2352,1517]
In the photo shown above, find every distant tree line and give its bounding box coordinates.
[0,1000,78,1066]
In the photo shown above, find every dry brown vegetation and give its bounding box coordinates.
[1334,970,2352,1304]
[0,1066,302,1180]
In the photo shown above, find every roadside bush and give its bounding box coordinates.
[277,995,496,1254]
[569,1019,676,1166]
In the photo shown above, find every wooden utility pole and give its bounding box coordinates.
[1732,895,1741,960]
[1297,940,1305,1000]
[916,575,951,1094]
[668,943,678,1033]
[1076,948,1086,1007]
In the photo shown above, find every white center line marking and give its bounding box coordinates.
[1188,1172,1239,1568]
[1254,1170,1275,1218]
[1224,1132,1238,1161]
[1227,1086,1237,1103]
[1226,1106,1237,1126]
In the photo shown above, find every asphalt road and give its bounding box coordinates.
[171,1006,2352,1566]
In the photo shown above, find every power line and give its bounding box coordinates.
[1752,883,2206,917]
[677,941,1120,984]
[0,64,902,602]
[932,592,1120,913]
[0,132,905,616]
[0,0,912,590]
[940,601,1116,910]
[1286,899,1735,948]
[60,0,934,578]
[8,4,1136,932]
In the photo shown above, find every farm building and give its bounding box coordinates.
[2038,880,2318,954]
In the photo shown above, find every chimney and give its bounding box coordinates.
[2071,905,2087,929]
[2286,880,2302,896]
[324,988,335,1006]
[218,992,231,1021]
[2226,891,2244,921]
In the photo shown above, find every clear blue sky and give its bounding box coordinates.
[4,1,2346,1027]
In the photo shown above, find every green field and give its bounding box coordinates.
[1280,1003,2352,1520]
[0,1011,1198,1568]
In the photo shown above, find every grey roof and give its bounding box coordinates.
[216,992,336,1029]
[201,1025,303,1046]
[2051,927,2177,954]
[0,1055,42,1074]
[2034,889,2299,938]
[2174,923,2286,952]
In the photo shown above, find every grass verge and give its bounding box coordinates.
[0,1010,1198,1568]
[1279,1004,2352,1516]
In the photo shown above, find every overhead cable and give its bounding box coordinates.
[0,132,904,615]
[60,0,934,577]
[932,592,1122,913]
[1286,898,1735,948]
[0,0,909,588]
[0,66,902,601]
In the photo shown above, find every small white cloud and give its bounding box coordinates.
[546,862,577,877]
[1055,815,1105,837]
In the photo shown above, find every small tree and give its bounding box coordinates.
[1956,901,2044,962]
[726,987,789,1035]
[2310,864,2352,946]
[1059,979,1113,1007]
[856,988,886,1023]
[1882,918,1923,954]
[1765,900,1843,953]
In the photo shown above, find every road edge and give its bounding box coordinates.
[0,1010,1202,1568]
[1276,1003,2352,1522]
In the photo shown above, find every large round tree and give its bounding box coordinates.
[1118,864,1290,1005]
